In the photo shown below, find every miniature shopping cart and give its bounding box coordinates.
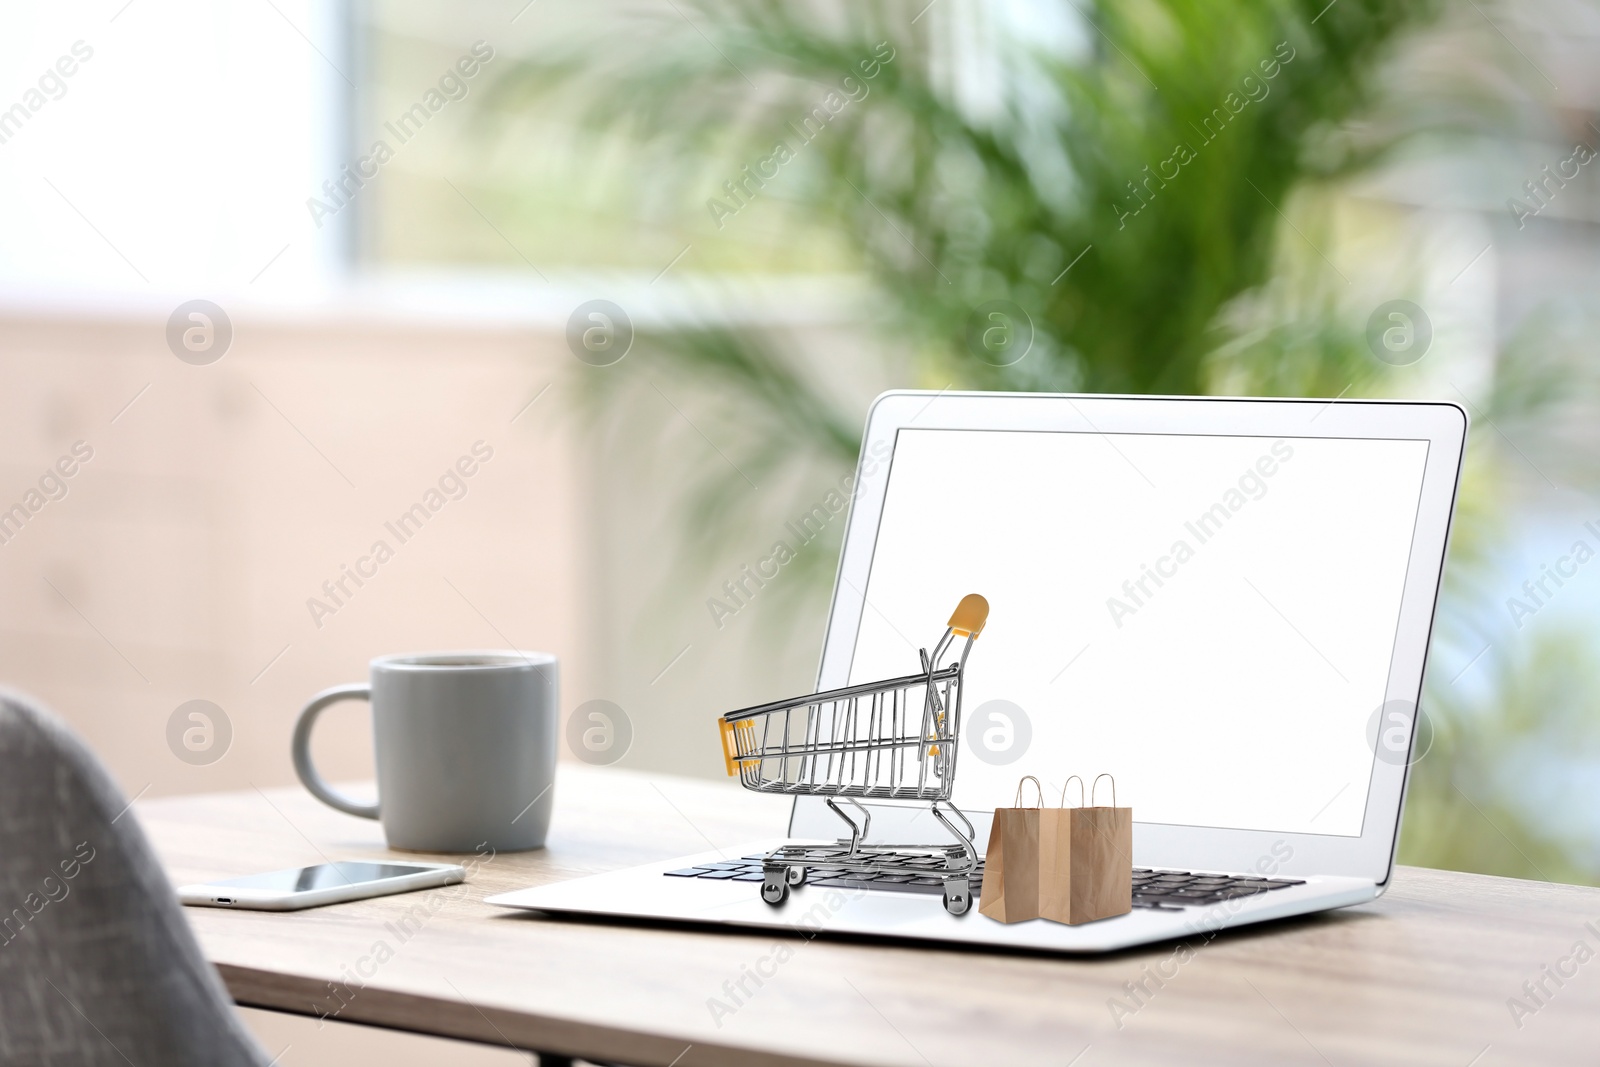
[717,594,989,915]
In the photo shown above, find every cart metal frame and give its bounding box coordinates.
[718,595,988,915]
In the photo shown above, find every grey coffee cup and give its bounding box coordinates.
[291,651,558,853]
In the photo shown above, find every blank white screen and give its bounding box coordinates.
[848,428,1430,837]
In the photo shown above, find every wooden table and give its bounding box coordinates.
[140,765,1600,1066]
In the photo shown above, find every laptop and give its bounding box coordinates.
[489,391,1467,953]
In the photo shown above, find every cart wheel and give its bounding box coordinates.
[785,865,806,887]
[761,871,789,905]
[942,877,971,916]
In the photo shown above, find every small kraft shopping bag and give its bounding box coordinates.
[1038,774,1133,925]
[978,776,1045,923]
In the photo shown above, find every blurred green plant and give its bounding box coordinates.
[500,0,1440,397]
[1409,626,1600,886]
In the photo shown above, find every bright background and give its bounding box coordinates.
[5,0,1600,1061]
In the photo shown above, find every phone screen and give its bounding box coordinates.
[212,862,435,892]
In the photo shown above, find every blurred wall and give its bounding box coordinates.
[0,306,588,800]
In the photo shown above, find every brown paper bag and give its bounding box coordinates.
[981,775,1133,925]
[1038,774,1132,925]
[978,776,1044,923]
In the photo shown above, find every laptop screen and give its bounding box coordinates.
[847,427,1430,838]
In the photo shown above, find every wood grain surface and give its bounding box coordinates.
[138,765,1600,1066]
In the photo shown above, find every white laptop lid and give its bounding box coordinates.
[790,392,1466,886]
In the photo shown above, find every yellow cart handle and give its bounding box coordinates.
[949,593,989,638]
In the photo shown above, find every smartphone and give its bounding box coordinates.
[178,860,465,911]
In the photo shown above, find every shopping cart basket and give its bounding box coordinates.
[717,594,989,915]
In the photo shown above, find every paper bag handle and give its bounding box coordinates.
[1092,773,1117,808]
[1013,775,1043,808]
[1059,775,1085,808]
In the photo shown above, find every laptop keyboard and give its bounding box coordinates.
[665,854,976,896]
[665,857,1304,910]
[1131,868,1304,911]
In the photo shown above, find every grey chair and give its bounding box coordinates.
[0,689,269,1066]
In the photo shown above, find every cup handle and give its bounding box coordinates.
[292,684,380,820]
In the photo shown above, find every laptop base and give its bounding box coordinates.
[487,840,1378,954]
